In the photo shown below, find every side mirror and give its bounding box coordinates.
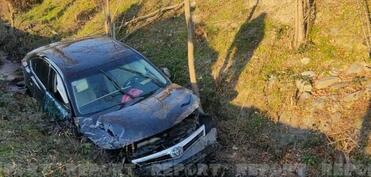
[162,67,171,78]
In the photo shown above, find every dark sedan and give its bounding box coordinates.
[21,37,217,174]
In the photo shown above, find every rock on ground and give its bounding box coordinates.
[296,79,312,92]
[342,90,365,102]
[301,71,316,78]
[345,63,366,75]
[298,92,312,104]
[301,57,310,65]
[314,77,341,89]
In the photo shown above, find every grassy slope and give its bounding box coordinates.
[0,90,107,176]
[0,0,370,176]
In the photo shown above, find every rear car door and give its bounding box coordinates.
[30,57,70,120]
[44,67,70,120]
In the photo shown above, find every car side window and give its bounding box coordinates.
[49,68,69,105]
[31,58,49,87]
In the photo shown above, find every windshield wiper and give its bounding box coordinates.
[118,67,166,87]
[86,70,161,115]
[87,101,127,115]
[93,89,158,114]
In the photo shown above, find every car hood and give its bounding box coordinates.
[77,84,200,150]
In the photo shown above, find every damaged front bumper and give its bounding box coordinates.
[132,126,218,175]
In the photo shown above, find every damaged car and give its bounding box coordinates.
[21,37,217,174]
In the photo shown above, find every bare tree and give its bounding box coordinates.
[4,0,15,29]
[294,0,315,49]
[184,0,203,111]
[184,0,198,96]
[119,2,184,40]
[357,0,371,58]
[294,0,305,48]
[104,0,113,38]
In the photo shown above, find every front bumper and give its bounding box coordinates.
[133,127,217,176]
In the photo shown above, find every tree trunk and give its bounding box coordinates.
[294,0,306,48]
[5,1,15,33]
[184,0,203,111]
[104,0,112,37]
[357,0,371,58]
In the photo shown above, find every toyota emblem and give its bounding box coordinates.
[170,146,184,158]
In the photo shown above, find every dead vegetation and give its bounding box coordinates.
[3,0,43,12]
[117,2,184,39]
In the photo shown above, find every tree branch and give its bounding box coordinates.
[118,2,184,30]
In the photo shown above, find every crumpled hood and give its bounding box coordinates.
[77,84,200,150]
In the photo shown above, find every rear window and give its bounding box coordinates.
[31,58,49,87]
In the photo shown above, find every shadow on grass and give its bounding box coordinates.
[202,2,371,176]
[122,1,344,176]
[357,101,371,158]
[215,0,262,87]
[114,1,334,176]
[0,19,59,59]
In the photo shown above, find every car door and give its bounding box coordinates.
[30,57,70,120]
[44,64,71,120]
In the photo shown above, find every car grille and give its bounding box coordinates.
[183,130,204,150]
[130,113,199,159]
[137,154,172,165]
[131,125,206,166]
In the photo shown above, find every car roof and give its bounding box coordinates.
[29,37,137,78]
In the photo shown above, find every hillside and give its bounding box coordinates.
[0,0,370,176]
